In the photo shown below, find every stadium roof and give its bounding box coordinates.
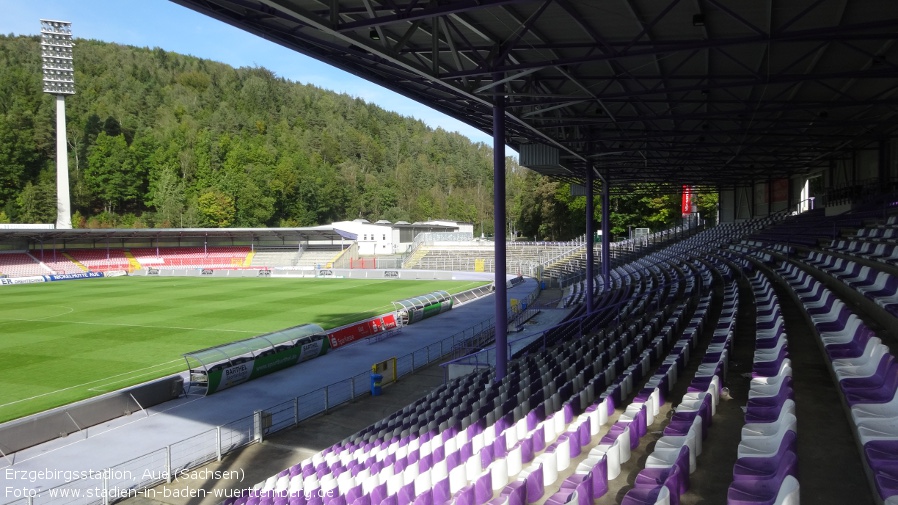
[0,226,352,243]
[171,0,898,191]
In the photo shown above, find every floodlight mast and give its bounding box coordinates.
[40,19,75,230]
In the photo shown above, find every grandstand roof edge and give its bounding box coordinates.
[0,227,350,243]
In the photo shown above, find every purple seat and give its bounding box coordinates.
[601,422,628,445]
[519,436,535,464]
[865,274,898,299]
[626,406,648,446]
[379,494,398,505]
[873,464,898,498]
[814,305,853,333]
[455,484,475,505]
[480,442,496,469]
[461,440,474,461]
[418,453,434,472]
[345,486,364,504]
[576,418,591,448]
[370,483,388,505]
[629,463,682,505]
[727,472,798,505]
[733,447,797,484]
[474,469,493,504]
[524,464,545,502]
[545,490,577,505]
[350,494,371,505]
[865,439,898,467]
[844,366,898,405]
[751,354,789,379]
[500,481,526,505]
[559,474,592,505]
[620,485,670,505]
[825,325,877,359]
[567,431,583,458]
[446,451,462,471]
[430,475,454,498]
[412,491,432,505]
[397,482,416,505]
[637,444,690,496]
[840,355,898,395]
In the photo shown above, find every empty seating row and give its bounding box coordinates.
[726,270,799,505]
[0,252,49,277]
[819,242,898,265]
[621,287,727,505]
[774,261,898,503]
[802,252,898,316]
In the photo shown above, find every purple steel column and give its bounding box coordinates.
[585,168,595,314]
[493,85,508,381]
[601,170,610,287]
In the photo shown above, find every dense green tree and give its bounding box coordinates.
[0,34,700,234]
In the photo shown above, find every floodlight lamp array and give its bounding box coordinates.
[40,19,75,95]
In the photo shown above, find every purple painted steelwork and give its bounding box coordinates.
[493,78,508,382]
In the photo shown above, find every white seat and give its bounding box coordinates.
[414,469,432,496]
[742,411,797,439]
[336,472,356,495]
[653,430,698,473]
[737,419,795,459]
[774,475,800,505]
[361,473,380,494]
[538,452,559,486]
[403,461,419,483]
[832,340,888,379]
[274,475,289,494]
[288,475,303,495]
[554,436,572,472]
[490,459,509,490]
[465,451,483,481]
[258,475,277,492]
[754,338,788,363]
[386,472,404,496]
[506,444,523,478]
[750,371,791,391]
[646,442,692,474]
[449,463,468,494]
[590,440,621,480]
[851,388,898,424]
[303,475,320,492]
[856,417,898,445]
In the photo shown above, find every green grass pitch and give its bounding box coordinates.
[0,276,487,423]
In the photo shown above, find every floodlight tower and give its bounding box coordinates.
[40,19,75,229]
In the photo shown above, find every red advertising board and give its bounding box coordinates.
[328,313,398,349]
[682,185,693,215]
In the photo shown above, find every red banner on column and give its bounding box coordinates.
[682,185,693,215]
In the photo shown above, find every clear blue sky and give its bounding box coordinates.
[0,0,505,149]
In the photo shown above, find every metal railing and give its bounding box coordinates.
[1,285,537,505]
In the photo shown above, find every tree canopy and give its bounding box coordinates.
[0,35,715,239]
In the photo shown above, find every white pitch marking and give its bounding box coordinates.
[0,317,259,334]
[0,359,184,409]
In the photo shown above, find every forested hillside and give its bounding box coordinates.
[0,35,714,239]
